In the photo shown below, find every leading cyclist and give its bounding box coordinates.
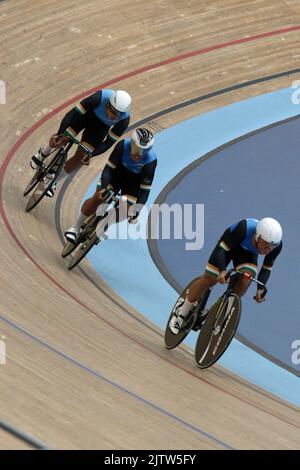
[169,217,283,334]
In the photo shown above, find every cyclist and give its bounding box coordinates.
[64,127,157,242]
[169,217,283,334]
[30,89,132,196]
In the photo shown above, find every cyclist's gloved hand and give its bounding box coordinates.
[96,188,110,202]
[81,153,91,166]
[217,270,229,284]
[128,215,139,224]
[254,289,266,303]
[128,205,139,224]
[50,134,71,148]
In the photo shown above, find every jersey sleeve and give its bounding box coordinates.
[257,242,282,287]
[136,159,157,206]
[211,220,247,272]
[75,91,102,115]
[219,220,247,252]
[108,116,130,142]
[57,91,102,135]
[99,141,124,189]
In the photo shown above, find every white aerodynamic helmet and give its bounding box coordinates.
[109,90,132,113]
[255,218,283,246]
[131,128,155,150]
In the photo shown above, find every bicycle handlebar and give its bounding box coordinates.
[99,190,138,223]
[98,189,118,204]
[225,269,268,299]
[63,133,94,159]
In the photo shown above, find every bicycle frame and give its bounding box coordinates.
[195,269,267,368]
[64,134,94,161]
[211,269,267,328]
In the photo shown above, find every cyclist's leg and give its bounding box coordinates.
[91,171,139,239]
[41,119,87,198]
[95,175,136,239]
[62,116,107,176]
[81,189,105,217]
[170,239,231,332]
[31,116,79,169]
[64,188,102,242]
[31,146,51,169]
[68,171,121,241]
[56,131,93,185]
[169,269,218,333]
[232,248,258,297]
[187,273,217,302]
[64,169,115,241]
[91,167,138,227]
[81,167,122,216]
[62,144,94,176]
[117,171,140,222]
[187,235,233,303]
[31,136,72,169]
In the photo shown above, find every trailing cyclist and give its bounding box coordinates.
[64,127,157,242]
[30,89,132,196]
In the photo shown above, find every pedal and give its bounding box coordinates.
[192,323,202,332]
[192,310,208,332]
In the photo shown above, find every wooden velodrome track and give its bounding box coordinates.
[1,0,300,450]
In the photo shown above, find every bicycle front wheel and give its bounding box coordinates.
[25,180,54,212]
[25,149,66,212]
[68,231,99,270]
[62,215,99,258]
[23,168,43,196]
[195,293,241,369]
[61,240,80,258]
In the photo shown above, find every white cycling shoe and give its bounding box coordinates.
[64,227,78,243]
[30,148,46,170]
[169,314,186,335]
[43,172,56,197]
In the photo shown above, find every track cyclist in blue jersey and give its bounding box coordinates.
[64,127,157,242]
[30,89,132,196]
[169,217,283,334]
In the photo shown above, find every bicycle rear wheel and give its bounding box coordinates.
[195,293,241,369]
[68,230,99,270]
[164,277,203,349]
[25,149,66,213]
[23,167,43,196]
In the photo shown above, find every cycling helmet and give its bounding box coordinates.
[255,218,282,246]
[131,128,154,150]
[109,90,131,113]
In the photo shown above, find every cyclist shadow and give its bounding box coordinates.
[2,177,52,228]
